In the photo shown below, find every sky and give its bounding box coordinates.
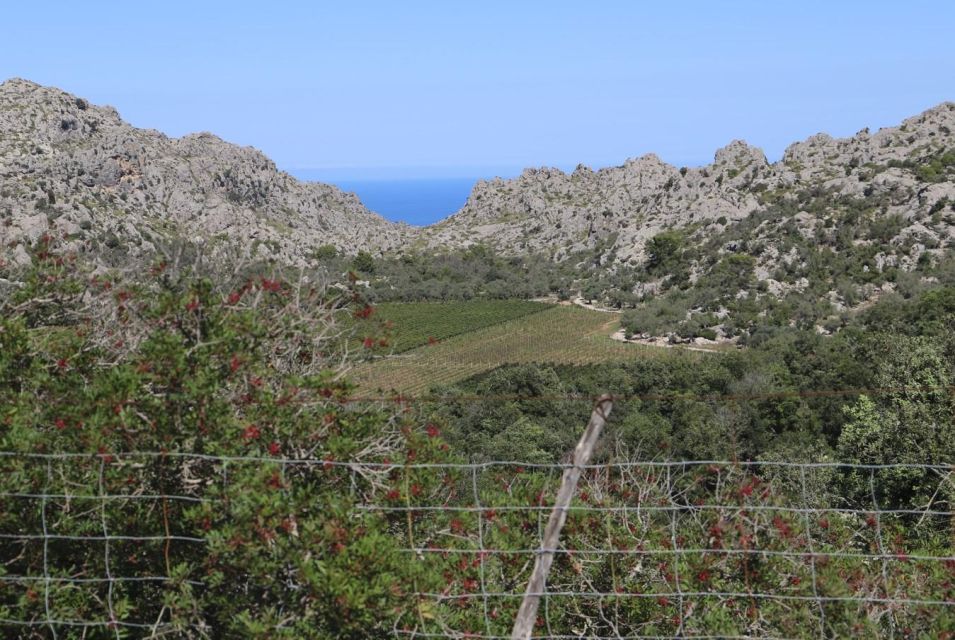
[2,1,953,179]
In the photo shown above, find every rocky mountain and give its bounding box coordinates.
[423,103,955,265]
[1,78,953,288]
[0,78,410,266]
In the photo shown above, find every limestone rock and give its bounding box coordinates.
[0,78,410,265]
[423,102,955,263]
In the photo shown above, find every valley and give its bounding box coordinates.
[2,76,954,639]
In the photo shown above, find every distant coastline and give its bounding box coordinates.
[337,177,477,226]
[289,171,492,225]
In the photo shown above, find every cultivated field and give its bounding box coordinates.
[369,299,550,353]
[352,303,698,393]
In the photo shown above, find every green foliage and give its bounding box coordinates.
[621,296,689,336]
[837,336,955,508]
[310,243,339,260]
[351,249,376,274]
[703,253,756,295]
[0,241,441,637]
[3,238,955,637]
[434,365,580,463]
[314,244,570,302]
[645,231,684,274]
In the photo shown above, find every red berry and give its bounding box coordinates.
[260,278,282,292]
[353,305,375,319]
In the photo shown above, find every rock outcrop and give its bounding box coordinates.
[422,103,955,263]
[0,78,410,265]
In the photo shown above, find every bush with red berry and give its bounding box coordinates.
[0,239,439,638]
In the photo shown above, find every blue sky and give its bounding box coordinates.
[2,1,953,178]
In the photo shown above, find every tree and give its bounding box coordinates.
[351,250,375,274]
[581,282,603,304]
[436,364,582,463]
[837,336,955,510]
[645,231,684,273]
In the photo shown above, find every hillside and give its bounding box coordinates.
[0,78,410,266]
[2,79,953,340]
[424,103,955,265]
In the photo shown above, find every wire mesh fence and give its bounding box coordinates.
[2,448,954,638]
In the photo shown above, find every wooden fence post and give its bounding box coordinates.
[511,394,613,639]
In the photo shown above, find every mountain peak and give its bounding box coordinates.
[713,140,768,167]
[1,77,42,89]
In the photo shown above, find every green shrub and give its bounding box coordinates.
[645,231,685,274]
[351,250,375,274]
[0,239,437,637]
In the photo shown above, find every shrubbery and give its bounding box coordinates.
[3,239,955,638]
[0,239,443,637]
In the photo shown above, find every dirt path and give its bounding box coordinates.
[571,296,619,313]
[608,327,729,353]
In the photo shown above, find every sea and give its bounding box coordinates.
[289,171,489,226]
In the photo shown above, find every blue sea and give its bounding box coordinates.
[289,171,482,226]
[333,177,479,226]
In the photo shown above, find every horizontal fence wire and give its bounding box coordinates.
[268,384,955,404]
[3,450,954,470]
[2,451,954,637]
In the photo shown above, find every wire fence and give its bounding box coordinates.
[2,448,954,638]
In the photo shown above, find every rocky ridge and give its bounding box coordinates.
[424,103,955,263]
[0,78,411,265]
[1,78,953,277]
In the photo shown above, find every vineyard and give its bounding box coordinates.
[353,305,699,393]
[368,300,552,353]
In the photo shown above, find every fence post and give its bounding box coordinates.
[511,394,613,639]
